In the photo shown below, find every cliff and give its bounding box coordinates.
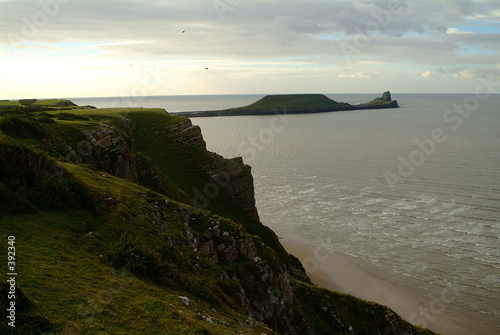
[176,91,398,117]
[0,102,432,335]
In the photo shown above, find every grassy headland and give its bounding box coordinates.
[176,91,398,117]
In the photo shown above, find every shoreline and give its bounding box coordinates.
[281,237,494,335]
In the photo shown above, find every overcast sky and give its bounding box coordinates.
[1,0,499,99]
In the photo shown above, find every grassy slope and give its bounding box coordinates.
[221,94,353,114]
[294,281,435,335]
[363,97,393,106]
[0,164,274,334]
[0,99,85,109]
[241,94,341,110]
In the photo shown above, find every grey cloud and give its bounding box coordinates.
[1,0,499,67]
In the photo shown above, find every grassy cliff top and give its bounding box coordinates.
[240,94,341,110]
[0,99,83,108]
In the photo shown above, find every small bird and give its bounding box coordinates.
[182,30,185,33]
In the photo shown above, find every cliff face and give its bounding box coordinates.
[165,119,207,150]
[203,154,260,224]
[178,209,306,333]
[77,126,138,183]
[156,117,262,226]
[42,121,138,183]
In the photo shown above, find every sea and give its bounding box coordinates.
[71,93,500,333]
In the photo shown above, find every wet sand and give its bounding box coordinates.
[282,238,495,335]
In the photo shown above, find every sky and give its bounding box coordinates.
[1,0,500,99]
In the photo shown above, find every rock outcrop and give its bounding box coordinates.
[165,119,206,150]
[381,90,392,101]
[355,91,399,109]
[76,127,138,182]
[203,154,261,224]
[42,119,138,183]
[163,118,260,224]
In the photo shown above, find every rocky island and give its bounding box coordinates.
[0,99,432,335]
[176,91,399,117]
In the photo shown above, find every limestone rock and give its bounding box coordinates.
[381,91,392,101]
[165,119,206,150]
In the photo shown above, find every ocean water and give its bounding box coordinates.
[72,93,500,332]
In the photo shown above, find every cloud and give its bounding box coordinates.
[1,0,499,97]
[452,68,477,78]
[446,28,473,34]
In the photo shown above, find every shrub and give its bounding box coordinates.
[0,114,47,139]
[0,106,50,116]
[19,99,37,106]
[37,112,54,118]
[28,178,74,210]
[109,234,162,279]
[37,116,56,124]
[26,177,95,211]
[0,143,95,212]
[55,100,77,107]
[0,182,37,214]
[62,177,95,211]
[56,113,89,121]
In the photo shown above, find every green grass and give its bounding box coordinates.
[32,99,71,106]
[365,97,393,106]
[0,100,21,106]
[293,280,436,335]
[178,94,356,116]
[241,94,341,110]
[0,99,80,109]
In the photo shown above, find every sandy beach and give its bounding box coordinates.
[282,238,495,335]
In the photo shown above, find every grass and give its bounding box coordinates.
[293,280,436,335]
[0,158,276,334]
[365,97,392,105]
[0,100,21,106]
[0,99,82,109]
[241,94,342,110]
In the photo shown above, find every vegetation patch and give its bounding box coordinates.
[56,112,90,121]
[0,143,95,213]
[0,114,47,139]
